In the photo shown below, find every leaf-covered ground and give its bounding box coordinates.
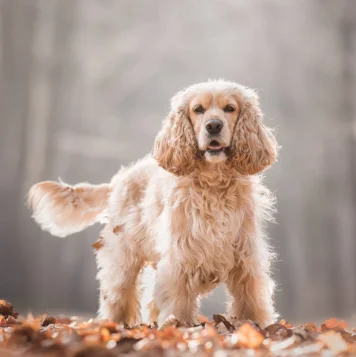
[1,300,356,356]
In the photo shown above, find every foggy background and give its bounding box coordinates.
[1,0,356,323]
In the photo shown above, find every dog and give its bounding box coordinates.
[28,80,278,328]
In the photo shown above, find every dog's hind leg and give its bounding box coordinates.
[140,264,158,325]
[95,225,144,326]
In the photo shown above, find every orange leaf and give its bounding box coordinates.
[324,318,347,330]
[100,328,111,342]
[235,323,265,349]
[279,319,293,329]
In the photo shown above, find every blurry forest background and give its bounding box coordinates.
[1,0,356,322]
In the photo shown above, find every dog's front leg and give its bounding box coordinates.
[154,257,199,328]
[226,264,276,327]
[225,217,277,327]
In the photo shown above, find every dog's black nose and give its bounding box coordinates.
[206,119,223,135]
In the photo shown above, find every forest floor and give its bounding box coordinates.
[1,300,356,356]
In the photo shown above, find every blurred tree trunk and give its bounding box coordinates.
[336,0,356,314]
[0,0,37,305]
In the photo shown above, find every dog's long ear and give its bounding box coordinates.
[230,92,277,175]
[153,101,198,176]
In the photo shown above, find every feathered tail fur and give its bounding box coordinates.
[28,180,111,237]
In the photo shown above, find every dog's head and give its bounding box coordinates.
[153,80,278,176]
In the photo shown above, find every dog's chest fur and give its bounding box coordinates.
[164,176,253,289]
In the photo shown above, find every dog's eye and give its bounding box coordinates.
[224,105,235,113]
[193,105,205,114]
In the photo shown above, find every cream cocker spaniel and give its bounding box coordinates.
[28,80,278,328]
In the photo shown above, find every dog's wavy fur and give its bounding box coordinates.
[28,80,278,327]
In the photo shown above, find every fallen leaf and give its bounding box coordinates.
[92,237,104,251]
[303,322,317,332]
[235,323,265,349]
[269,335,298,352]
[348,342,356,354]
[5,316,18,325]
[279,319,293,329]
[0,300,18,318]
[265,323,291,340]
[324,318,347,330]
[318,330,348,354]
[41,315,56,327]
[1,300,356,357]
[292,326,315,341]
[113,225,123,234]
[212,314,234,333]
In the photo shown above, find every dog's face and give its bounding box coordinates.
[153,80,278,176]
[188,92,240,164]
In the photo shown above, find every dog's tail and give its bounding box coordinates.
[27,180,111,237]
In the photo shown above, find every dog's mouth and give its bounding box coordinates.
[205,140,229,155]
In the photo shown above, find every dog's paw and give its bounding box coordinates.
[158,315,201,330]
[123,322,141,330]
[184,317,201,328]
[158,315,179,330]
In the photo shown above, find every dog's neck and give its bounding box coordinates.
[190,161,250,189]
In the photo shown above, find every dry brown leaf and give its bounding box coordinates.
[340,330,356,343]
[1,300,356,357]
[0,300,18,318]
[113,225,123,234]
[41,315,56,327]
[303,322,317,332]
[92,237,104,251]
[265,323,291,340]
[5,316,18,325]
[213,314,234,333]
[292,326,315,341]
